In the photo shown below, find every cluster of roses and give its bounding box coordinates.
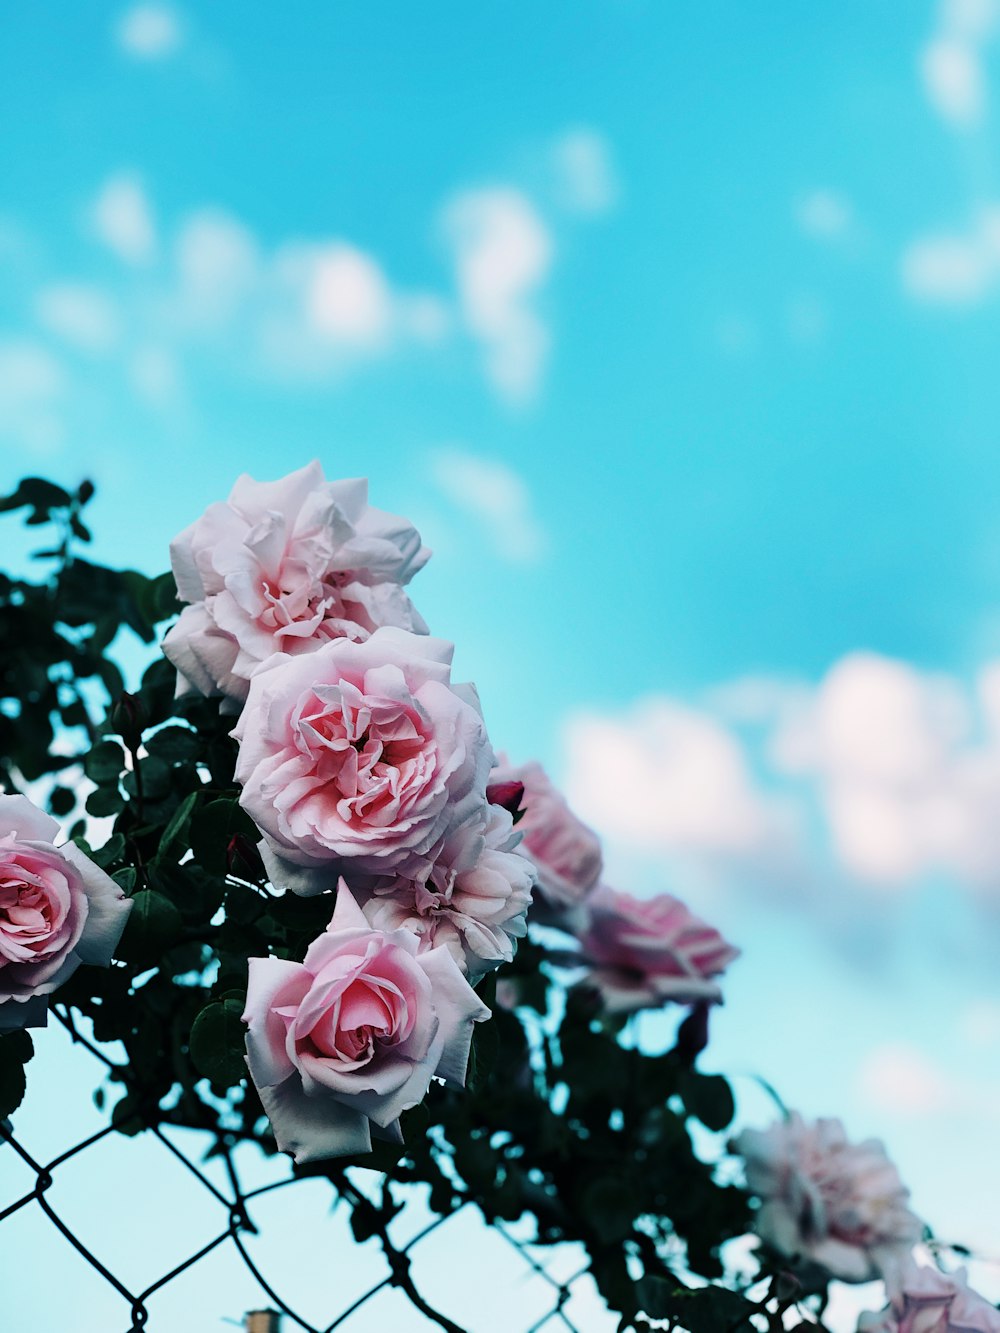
[733,1112,1000,1331]
[0,461,741,1164]
[165,462,744,1162]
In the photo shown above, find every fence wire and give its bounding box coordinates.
[0,1010,593,1333]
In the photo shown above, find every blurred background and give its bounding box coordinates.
[3,1,1000,1328]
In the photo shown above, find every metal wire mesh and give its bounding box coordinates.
[0,1009,595,1333]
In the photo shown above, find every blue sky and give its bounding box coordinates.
[5,1,1000,1328]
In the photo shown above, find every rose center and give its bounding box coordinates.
[0,880,53,934]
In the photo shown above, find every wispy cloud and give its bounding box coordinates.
[441,187,553,404]
[795,189,854,240]
[550,128,619,216]
[430,448,547,563]
[920,0,999,129]
[115,3,184,61]
[0,340,66,453]
[901,207,1000,303]
[35,284,121,355]
[90,173,157,266]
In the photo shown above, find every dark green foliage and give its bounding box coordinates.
[0,478,831,1333]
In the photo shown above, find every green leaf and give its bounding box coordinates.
[349,1198,382,1243]
[118,889,183,964]
[0,1030,34,1118]
[154,790,199,866]
[190,798,260,874]
[85,786,124,818]
[48,785,76,817]
[84,740,125,786]
[582,1177,636,1244]
[0,477,71,516]
[680,1071,736,1132]
[111,1091,145,1136]
[189,999,247,1086]
[145,725,200,765]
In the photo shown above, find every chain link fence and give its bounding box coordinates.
[0,1009,603,1333]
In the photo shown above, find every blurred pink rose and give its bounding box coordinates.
[163,462,430,703]
[242,884,490,1162]
[234,627,495,892]
[858,1260,1000,1333]
[0,795,132,1030]
[488,758,602,922]
[577,886,739,1014]
[733,1112,924,1282]
[361,802,534,981]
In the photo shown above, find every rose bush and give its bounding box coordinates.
[0,794,131,1030]
[242,883,489,1162]
[1,469,982,1333]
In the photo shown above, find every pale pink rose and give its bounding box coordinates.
[242,883,490,1162]
[0,795,132,1030]
[733,1112,924,1282]
[488,758,602,922]
[163,462,430,703]
[577,886,739,1014]
[234,627,495,893]
[858,1261,1000,1333]
[359,803,535,981]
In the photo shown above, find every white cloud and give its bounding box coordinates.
[551,129,618,215]
[901,207,1000,303]
[115,4,184,60]
[770,652,1000,888]
[795,189,853,240]
[563,699,788,861]
[0,340,66,453]
[920,0,999,128]
[442,187,553,403]
[857,1042,957,1115]
[301,243,394,346]
[559,650,1000,902]
[173,208,260,327]
[91,173,156,265]
[35,284,121,354]
[430,448,547,562]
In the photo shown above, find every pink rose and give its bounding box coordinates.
[858,1261,1000,1333]
[733,1112,924,1282]
[360,802,535,981]
[234,627,495,892]
[242,884,490,1162]
[577,886,739,1014]
[163,462,430,704]
[0,795,132,1030]
[488,758,602,923]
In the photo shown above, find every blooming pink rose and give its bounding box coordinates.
[163,462,430,704]
[577,886,739,1014]
[733,1112,924,1282]
[242,883,490,1162]
[360,803,535,981]
[0,795,132,1030]
[234,627,495,892]
[488,758,602,924]
[858,1261,1000,1333]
